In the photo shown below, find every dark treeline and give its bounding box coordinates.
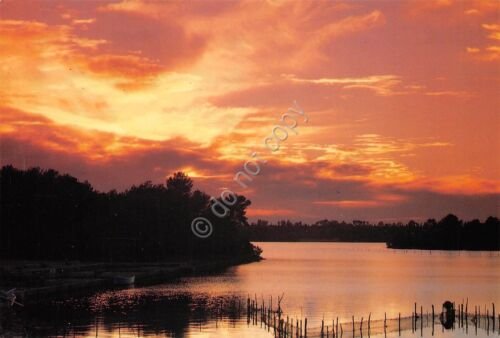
[247,215,500,250]
[246,219,392,242]
[0,166,261,261]
[387,214,499,250]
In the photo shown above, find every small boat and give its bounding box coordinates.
[112,275,135,286]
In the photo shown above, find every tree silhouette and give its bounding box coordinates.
[0,166,260,261]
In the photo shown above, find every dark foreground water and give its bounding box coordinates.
[2,243,499,337]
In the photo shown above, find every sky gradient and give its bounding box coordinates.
[0,0,499,222]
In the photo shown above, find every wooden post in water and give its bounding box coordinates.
[360,317,363,338]
[322,318,325,338]
[412,310,414,333]
[421,306,423,336]
[352,316,355,338]
[487,310,490,334]
[479,306,481,328]
[273,314,276,336]
[340,323,343,338]
[398,312,401,336]
[368,313,371,336]
[465,300,468,325]
[493,303,496,332]
[453,302,456,325]
[336,317,339,338]
[466,307,469,334]
[432,304,435,334]
[384,312,387,337]
[304,318,308,338]
[474,306,477,330]
[460,303,463,327]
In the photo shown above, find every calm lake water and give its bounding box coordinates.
[6,243,500,337]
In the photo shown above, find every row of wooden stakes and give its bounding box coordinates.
[243,296,498,338]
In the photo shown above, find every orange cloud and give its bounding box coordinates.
[0,1,498,222]
[404,176,500,195]
[284,74,403,96]
[83,54,163,80]
[246,208,298,217]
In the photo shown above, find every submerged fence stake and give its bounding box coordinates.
[398,312,401,336]
[487,309,490,334]
[420,306,423,336]
[336,317,339,338]
[493,303,496,332]
[368,313,371,335]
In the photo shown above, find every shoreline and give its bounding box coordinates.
[253,240,500,251]
[1,254,261,304]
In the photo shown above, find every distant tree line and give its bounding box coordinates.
[246,219,393,242]
[0,166,261,261]
[247,215,500,250]
[387,214,499,250]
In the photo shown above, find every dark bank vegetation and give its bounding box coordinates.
[247,215,500,250]
[0,166,261,261]
[386,214,499,250]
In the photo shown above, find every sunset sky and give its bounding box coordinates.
[1,0,498,222]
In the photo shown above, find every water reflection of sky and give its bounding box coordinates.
[4,243,499,337]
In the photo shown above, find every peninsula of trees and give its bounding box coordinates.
[0,166,261,262]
